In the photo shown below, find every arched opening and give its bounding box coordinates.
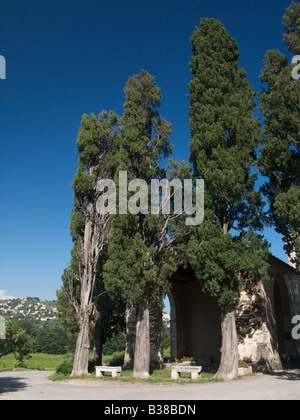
[168,266,222,364]
[163,291,177,359]
[274,276,292,364]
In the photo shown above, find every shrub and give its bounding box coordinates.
[102,332,126,355]
[163,346,171,358]
[109,351,125,366]
[55,354,74,375]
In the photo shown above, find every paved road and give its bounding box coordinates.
[0,370,299,400]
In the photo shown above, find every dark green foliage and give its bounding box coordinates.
[109,351,125,367]
[56,268,79,333]
[75,111,118,169]
[56,354,74,375]
[283,0,300,55]
[15,319,77,355]
[257,2,300,267]
[57,110,120,368]
[93,275,126,356]
[104,213,177,306]
[188,216,270,307]
[69,209,85,241]
[258,50,299,198]
[0,321,34,363]
[187,18,270,308]
[72,167,93,198]
[103,70,177,307]
[102,332,126,355]
[109,70,173,180]
[71,110,118,208]
[188,19,260,199]
[34,325,76,355]
[274,185,300,240]
[103,215,155,304]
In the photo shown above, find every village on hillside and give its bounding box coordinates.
[0,298,58,323]
[0,297,171,330]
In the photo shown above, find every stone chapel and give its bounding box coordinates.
[167,255,300,370]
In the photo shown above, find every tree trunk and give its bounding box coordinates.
[71,194,110,377]
[123,302,137,369]
[71,257,94,377]
[149,296,163,369]
[92,309,102,366]
[71,309,90,376]
[93,337,102,366]
[132,289,150,379]
[215,307,239,381]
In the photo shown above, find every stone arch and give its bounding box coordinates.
[167,290,177,358]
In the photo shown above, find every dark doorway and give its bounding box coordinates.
[274,277,291,363]
[169,266,221,363]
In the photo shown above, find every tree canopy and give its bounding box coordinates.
[187,18,270,381]
[187,18,270,309]
[257,1,300,268]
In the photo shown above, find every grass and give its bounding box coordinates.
[0,353,65,372]
[50,365,219,385]
[94,369,218,385]
[0,352,219,385]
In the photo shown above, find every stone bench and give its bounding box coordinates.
[171,365,202,380]
[95,366,122,378]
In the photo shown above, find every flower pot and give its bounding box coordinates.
[238,366,253,376]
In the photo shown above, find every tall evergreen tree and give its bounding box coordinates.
[257,1,300,268]
[103,70,186,378]
[187,18,270,381]
[68,110,119,376]
[283,0,300,55]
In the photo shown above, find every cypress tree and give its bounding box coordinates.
[283,0,300,56]
[187,18,270,381]
[103,70,186,378]
[258,1,300,268]
[69,110,119,376]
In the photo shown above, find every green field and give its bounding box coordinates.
[0,353,65,372]
[0,353,120,373]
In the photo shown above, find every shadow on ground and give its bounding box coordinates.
[0,376,28,395]
[267,369,300,381]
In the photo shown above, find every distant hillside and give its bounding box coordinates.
[0,297,58,324]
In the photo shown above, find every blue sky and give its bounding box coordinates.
[0,0,293,300]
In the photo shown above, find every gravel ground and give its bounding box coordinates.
[0,369,299,400]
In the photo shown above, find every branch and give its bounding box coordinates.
[94,291,108,301]
[231,225,244,235]
[66,269,79,317]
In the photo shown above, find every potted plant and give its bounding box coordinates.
[238,360,253,376]
[179,356,196,366]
